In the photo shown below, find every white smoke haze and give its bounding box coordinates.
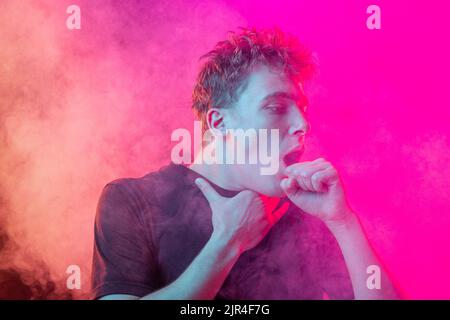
[1,0,449,299]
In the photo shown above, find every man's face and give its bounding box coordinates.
[222,64,309,196]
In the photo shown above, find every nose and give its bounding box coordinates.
[288,107,309,136]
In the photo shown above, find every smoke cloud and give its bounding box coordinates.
[0,0,449,299]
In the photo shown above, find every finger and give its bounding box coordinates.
[311,169,328,192]
[195,178,222,203]
[280,177,299,196]
[311,167,339,187]
[288,163,330,191]
[295,174,311,191]
[285,157,328,174]
[271,201,290,225]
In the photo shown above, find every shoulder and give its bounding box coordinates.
[94,163,192,242]
[100,162,191,208]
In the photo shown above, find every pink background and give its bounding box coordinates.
[0,0,449,298]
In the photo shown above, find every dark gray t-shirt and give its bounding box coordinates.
[91,162,354,299]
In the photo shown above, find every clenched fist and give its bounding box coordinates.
[280,158,353,225]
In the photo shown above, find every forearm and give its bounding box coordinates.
[140,235,240,300]
[326,212,399,300]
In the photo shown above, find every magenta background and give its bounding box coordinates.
[0,0,449,298]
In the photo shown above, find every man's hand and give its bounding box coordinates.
[280,158,353,226]
[280,158,400,299]
[195,178,289,253]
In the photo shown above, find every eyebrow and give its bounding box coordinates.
[261,91,309,107]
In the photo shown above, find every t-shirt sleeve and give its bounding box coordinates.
[316,222,355,300]
[91,182,161,299]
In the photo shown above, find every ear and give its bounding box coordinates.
[206,108,227,134]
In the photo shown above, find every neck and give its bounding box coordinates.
[189,146,243,192]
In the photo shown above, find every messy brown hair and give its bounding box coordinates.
[192,27,316,131]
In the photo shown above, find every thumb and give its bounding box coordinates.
[280,177,301,198]
[195,178,222,204]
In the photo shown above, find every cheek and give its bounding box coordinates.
[230,106,260,128]
[277,119,292,136]
[242,108,280,130]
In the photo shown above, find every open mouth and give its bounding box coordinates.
[283,146,304,167]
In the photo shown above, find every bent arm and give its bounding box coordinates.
[326,211,400,300]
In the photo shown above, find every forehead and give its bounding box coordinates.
[237,64,304,104]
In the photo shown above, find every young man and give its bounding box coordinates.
[91,28,398,300]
